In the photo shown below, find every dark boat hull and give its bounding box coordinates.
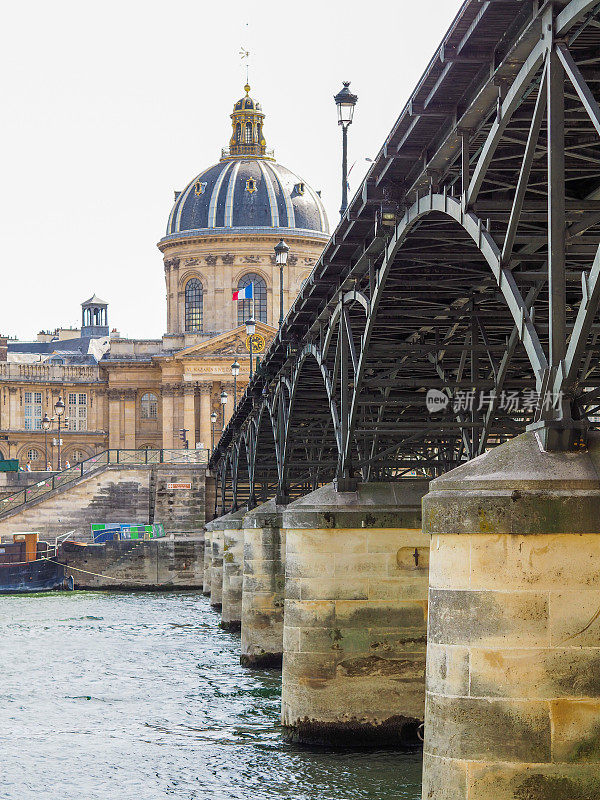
[0,560,65,593]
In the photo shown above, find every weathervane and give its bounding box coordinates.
[239,47,250,85]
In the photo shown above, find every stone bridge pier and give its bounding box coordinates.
[207,508,245,617]
[241,498,287,668]
[202,528,212,596]
[422,431,600,800]
[221,509,245,630]
[280,480,429,746]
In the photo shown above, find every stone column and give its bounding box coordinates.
[421,430,600,800]
[223,382,235,427]
[203,528,212,596]
[164,257,180,334]
[108,390,120,450]
[281,480,430,746]
[123,389,136,450]
[199,385,212,452]
[241,499,286,668]
[91,388,103,432]
[161,386,174,450]
[8,388,19,430]
[183,385,196,449]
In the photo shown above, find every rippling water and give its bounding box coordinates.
[0,591,422,800]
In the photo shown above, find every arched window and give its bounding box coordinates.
[237,273,267,325]
[185,278,203,332]
[27,448,40,463]
[71,450,86,464]
[140,393,158,420]
[245,122,252,143]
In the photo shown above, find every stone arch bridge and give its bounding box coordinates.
[207,3,600,798]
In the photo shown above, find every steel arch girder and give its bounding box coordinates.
[342,193,549,471]
[280,343,342,487]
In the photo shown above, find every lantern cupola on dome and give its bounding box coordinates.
[226,84,270,160]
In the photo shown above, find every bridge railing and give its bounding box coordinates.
[0,448,208,517]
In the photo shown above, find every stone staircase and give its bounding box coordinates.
[0,465,151,542]
[0,449,208,542]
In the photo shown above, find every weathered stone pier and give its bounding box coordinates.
[241,498,286,668]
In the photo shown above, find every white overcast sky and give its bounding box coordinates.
[1,0,463,341]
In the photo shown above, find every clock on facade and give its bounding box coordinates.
[245,333,266,353]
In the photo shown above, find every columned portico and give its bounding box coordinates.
[199,384,212,451]
[183,383,196,448]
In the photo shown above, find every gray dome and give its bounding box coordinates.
[164,159,329,239]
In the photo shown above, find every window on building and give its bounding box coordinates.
[140,393,158,420]
[24,392,42,430]
[245,122,252,143]
[237,273,267,325]
[67,393,87,431]
[185,278,203,332]
[71,450,86,464]
[27,448,40,463]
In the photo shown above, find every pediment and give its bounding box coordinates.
[177,322,276,358]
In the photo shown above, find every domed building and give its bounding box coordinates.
[100,86,329,454]
[159,85,329,338]
[0,85,329,470]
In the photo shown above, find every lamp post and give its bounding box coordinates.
[334,81,358,217]
[42,413,51,470]
[245,317,256,378]
[274,238,290,328]
[231,360,240,411]
[220,390,228,431]
[54,396,65,470]
[210,411,217,452]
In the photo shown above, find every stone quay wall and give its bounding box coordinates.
[59,537,205,590]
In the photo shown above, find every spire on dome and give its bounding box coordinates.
[223,84,273,161]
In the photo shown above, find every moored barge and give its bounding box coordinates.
[0,533,66,593]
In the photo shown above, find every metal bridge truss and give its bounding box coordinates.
[212,0,600,514]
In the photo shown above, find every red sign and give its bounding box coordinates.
[167,482,192,490]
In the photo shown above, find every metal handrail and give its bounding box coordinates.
[0,448,208,517]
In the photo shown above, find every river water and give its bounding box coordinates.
[0,591,422,800]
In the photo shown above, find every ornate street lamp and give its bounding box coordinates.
[54,396,65,470]
[231,360,240,411]
[42,413,51,470]
[274,238,290,328]
[210,411,217,452]
[334,81,358,217]
[220,390,228,431]
[245,317,256,378]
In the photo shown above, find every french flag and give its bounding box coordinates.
[232,283,253,301]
